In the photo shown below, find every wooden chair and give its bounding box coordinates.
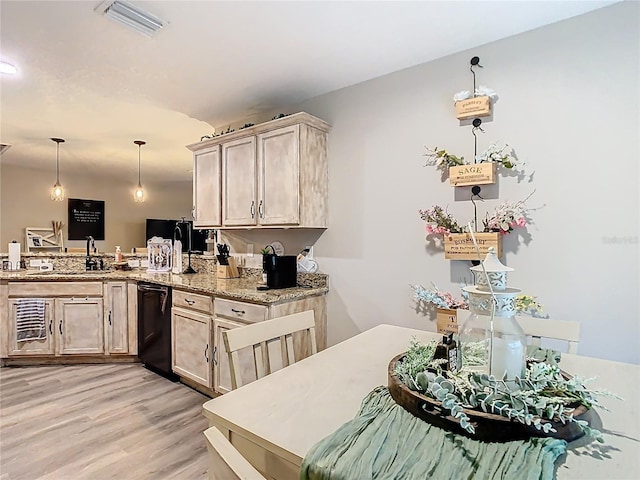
[223,310,317,390]
[516,316,580,354]
[204,426,265,480]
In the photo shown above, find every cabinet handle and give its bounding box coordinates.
[49,320,53,335]
[250,201,255,219]
[108,311,112,325]
[192,206,196,220]
[59,321,63,335]
[204,343,209,363]
[213,345,218,365]
[184,298,195,305]
[258,200,264,218]
[231,308,245,315]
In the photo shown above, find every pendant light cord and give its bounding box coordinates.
[56,143,60,183]
[138,144,141,184]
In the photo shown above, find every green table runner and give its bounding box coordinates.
[300,386,566,480]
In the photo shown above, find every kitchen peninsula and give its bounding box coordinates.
[0,253,328,397]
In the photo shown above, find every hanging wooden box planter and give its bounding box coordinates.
[454,96,491,120]
[436,308,460,335]
[449,162,496,187]
[444,232,501,260]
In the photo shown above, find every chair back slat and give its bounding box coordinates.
[223,310,317,389]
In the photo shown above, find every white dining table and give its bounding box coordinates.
[202,324,640,480]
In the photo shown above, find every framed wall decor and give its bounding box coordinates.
[68,198,105,240]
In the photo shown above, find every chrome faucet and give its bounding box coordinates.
[85,236,96,270]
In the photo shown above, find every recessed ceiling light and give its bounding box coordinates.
[96,0,165,37]
[0,61,17,75]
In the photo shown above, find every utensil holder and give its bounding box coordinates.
[216,257,239,279]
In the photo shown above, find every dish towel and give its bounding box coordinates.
[16,298,47,342]
[300,386,567,480]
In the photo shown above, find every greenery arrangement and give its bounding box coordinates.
[394,338,621,442]
[418,205,464,235]
[424,146,466,170]
[419,193,533,237]
[424,142,517,173]
[411,284,543,316]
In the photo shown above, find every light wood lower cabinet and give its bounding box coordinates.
[104,281,128,354]
[172,306,213,388]
[7,296,104,356]
[55,297,104,355]
[8,299,55,356]
[213,317,257,394]
[2,281,136,359]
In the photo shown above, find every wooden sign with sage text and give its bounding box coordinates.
[444,232,501,260]
[454,96,491,120]
[449,162,496,187]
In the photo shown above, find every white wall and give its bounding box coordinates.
[0,164,193,253]
[298,3,639,363]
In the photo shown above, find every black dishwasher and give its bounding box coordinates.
[137,283,178,381]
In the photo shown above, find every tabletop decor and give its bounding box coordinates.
[389,341,618,443]
[396,249,620,442]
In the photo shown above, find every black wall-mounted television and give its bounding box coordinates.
[145,219,207,252]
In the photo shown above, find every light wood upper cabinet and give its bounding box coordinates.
[104,281,128,354]
[8,299,55,356]
[171,306,213,388]
[55,297,104,355]
[188,112,330,229]
[222,136,258,226]
[193,145,222,228]
[257,125,300,225]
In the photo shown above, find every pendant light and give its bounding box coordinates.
[50,138,65,201]
[133,140,145,202]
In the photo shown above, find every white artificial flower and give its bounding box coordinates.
[475,85,499,103]
[453,90,472,102]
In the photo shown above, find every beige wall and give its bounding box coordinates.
[0,164,192,253]
[296,3,639,363]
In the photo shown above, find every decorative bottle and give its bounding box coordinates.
[115,246,123,262]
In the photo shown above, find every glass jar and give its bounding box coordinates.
[459,308,527,380]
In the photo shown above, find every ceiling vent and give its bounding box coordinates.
[96,1,165,37]
[0,144,12,155]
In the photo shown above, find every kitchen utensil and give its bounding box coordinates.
[217,243,230,265]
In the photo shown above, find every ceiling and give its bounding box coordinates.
[0,0,616,183]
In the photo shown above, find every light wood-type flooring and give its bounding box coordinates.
[0,364,210,480]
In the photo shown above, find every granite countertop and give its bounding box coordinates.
[0,270,328,305]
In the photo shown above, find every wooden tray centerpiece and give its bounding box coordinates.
[388,353,593,443]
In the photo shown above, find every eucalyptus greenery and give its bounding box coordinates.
[394,338,621,442]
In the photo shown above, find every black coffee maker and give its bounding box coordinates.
[263,255,297,289]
